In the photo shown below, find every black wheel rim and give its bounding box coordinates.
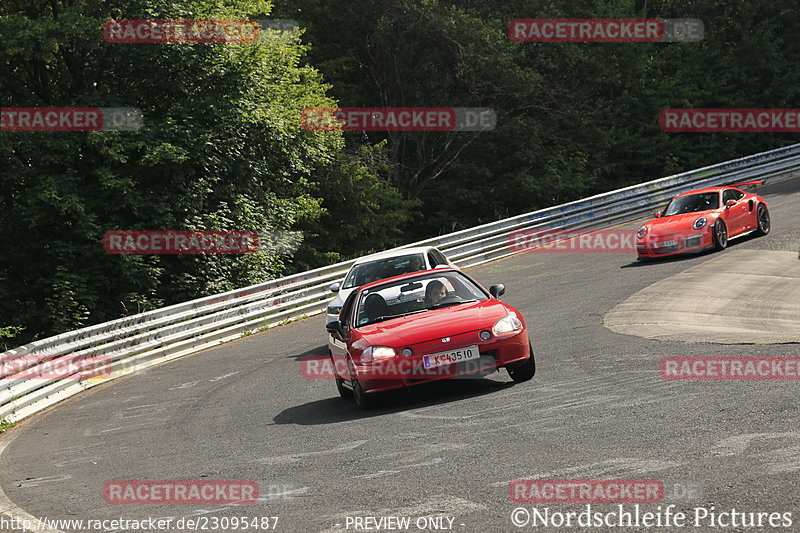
[353,381,365,405]
[758,206,770,232]
[717,222,727,247]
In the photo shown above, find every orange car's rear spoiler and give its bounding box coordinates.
[731,179,766,188]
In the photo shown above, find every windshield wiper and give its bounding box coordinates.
[371,309,429,323]
[431,299,477,310]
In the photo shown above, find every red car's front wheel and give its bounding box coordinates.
[352,378,371,410]
[336,377,353,399]
[507,341,536,383]
[344,354,372,409]
[713,220,728,250]
[329,349,354,399]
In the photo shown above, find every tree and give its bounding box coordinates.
[0,0,340,343]
[292,141,421,270]
[278,0,800,236]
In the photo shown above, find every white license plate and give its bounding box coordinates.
[423,344,480,368]
[652,240,677,248]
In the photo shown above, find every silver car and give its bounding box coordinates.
[324,246,457,331]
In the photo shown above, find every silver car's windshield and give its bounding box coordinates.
[342,253,426,289]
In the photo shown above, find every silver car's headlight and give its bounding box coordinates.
[492,314,523,336]
[327,305,342,316]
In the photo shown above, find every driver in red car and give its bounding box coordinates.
[425,280,448,306]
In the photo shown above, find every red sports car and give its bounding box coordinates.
[326,268,535,409]
[636,180,770,260]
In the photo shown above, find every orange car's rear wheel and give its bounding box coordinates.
[755,204,770,236]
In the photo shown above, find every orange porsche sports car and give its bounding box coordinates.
[636,180,770,260]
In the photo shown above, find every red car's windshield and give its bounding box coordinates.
[355,271,488,327]
[662,192,720,216]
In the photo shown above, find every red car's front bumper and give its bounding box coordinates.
[636,229,714,259]
[353,330,530,394]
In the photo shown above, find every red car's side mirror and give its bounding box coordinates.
[326,320,345,338]
[725,199,737,207]
[489,284,505,298]
[654,211,661,218]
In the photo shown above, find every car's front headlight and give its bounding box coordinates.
[492,314,523,336]
[692,216,707,230]
[637,226,648,239]
[327,305,342,316]
[361,346,396,364]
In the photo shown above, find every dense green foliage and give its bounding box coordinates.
[2,0,799,344]
[277,0,800,232]
[0,0,339,342]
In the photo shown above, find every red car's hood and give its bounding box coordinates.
[355,299,510,346]
[646,211,717,236]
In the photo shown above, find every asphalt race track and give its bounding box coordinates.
[1,179,799,533]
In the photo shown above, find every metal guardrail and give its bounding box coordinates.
[2,143,800,422]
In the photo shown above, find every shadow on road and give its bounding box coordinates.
[272,377,516,425]
[286,344,328,361]
[620,229,768,269]
[620,251,708,268]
